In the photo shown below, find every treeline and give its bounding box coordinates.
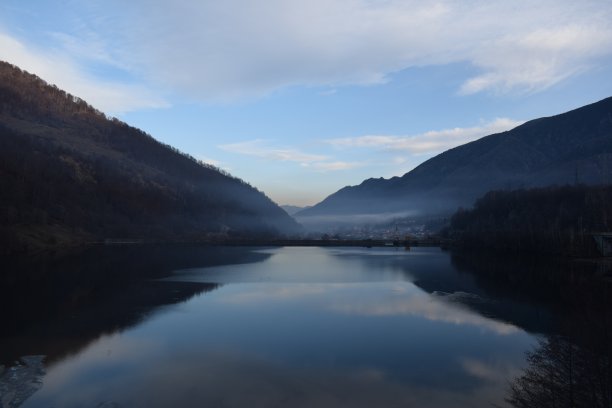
[0,61,107,121]
[0,61,299,253]
[446,185,612,256]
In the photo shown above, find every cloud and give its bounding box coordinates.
[68,0,612,100]
[220,140,328,163]
[319,89,338,96]
[220,139,360,171]
[326,118,524,155]
[0,31,168,114]
[198,157,221,167]
[302,161,363,171]
[196,156,234,173]
[3,1,611,109]
[460,25,612,94]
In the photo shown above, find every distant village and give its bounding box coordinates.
[313,217,441,241]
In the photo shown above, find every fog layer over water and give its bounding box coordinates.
[2,246,583,407]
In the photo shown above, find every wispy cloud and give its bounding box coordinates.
[303,161,363,171]
[62,0,612,100]
[198,157,221,167]
[219,140,328,163]
[196,156,234,173]
[2,1,611,106]
[219,139,360,172]
[460,25,612,94]
[326,118,524,155]
[0,32,168,114]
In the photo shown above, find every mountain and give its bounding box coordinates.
[281,205,311,216]
[0,61,300,252]
[297,96,612,224]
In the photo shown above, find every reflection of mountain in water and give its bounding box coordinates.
[506,266,612,408]
[420,248,612,407]
[443,251,572,335]
[338,247,612,405]
[448,251,612,336]
[336,248,562,335]
[0,245,273,365]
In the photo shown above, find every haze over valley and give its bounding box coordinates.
[2,59,612,244]
[2,1,612,210]
[2,2,612,408]
[0,62,300,252]
[297,97,612,229]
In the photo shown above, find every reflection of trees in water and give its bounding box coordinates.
[0,245,270,366]
[449,249,612,407]
[507,336,612,408]
[507,281,612,408]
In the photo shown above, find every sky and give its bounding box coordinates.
[2,1,612,206]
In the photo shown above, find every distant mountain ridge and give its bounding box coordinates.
[297,96,612,222]
[0,61,300,252]
[281,205,311,216]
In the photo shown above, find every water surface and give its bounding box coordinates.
[2,246,605,407]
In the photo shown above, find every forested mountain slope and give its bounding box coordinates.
[298,97,612,220]
[0,61,300,252]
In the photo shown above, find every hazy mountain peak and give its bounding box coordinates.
[297,96,612,225]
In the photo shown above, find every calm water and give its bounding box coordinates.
[1,246,610,407]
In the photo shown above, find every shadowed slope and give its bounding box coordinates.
[0,61,301,252]
[298,97,612,220]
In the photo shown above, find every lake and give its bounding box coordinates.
[1,246,610,407]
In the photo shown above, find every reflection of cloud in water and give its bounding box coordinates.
[218,282,519,335]
[331,287,519,335]
[27,349,512,408]
[18,247,536,408]
[460,357,524,384]
[168,247,444,286]
[219,284,331,303]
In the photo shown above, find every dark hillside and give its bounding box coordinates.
[446,185,612,256]
[298,97,612,220]
[0,61,300,253]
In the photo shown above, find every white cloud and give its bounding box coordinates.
[219,139,328,163]
[219,139,360,172]
[3,1,611,108]
[303,161,363,171]
[460,25,612,94]
[198,157,221,167]
[319,89,338,96]
[197,156,233,173]
[0,32,168,114]
[326,118,524,155]
[73,0,612,100]
[219,118,522,177]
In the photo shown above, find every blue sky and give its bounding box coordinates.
[2,1,612,206]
